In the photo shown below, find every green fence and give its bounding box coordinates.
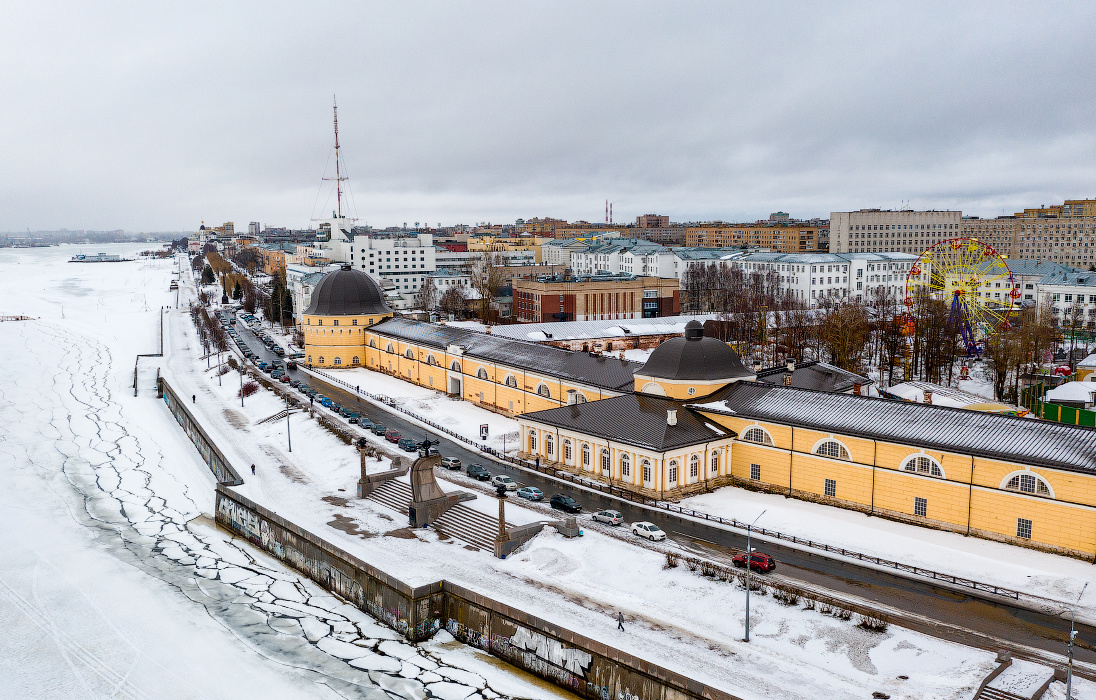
[1021,383,1096,427]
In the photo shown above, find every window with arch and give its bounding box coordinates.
[643,461,652,483]
[504,374,518,388]
[741,427,774,446]
[386,343,394,353]
[369,339,376,348]
[536,383,551,398]
[545,434,554,456]
[689,455,699,478]
[710,451,720,474]
[582,444,590,467]
[334,357,342,365]
[528,431,537,452]
[668,461,678,484]
[352,356,360,365]
[902,454,943,478]
[621,454,630,477]
[318,356,325,364]
[426,354,437,366]
[563,440,572,462]
[405,348,414,359]
[477,367,489,380]
[1005,473,1052,497]
[600,449,610,473]
[814,440,850,460]
[307,355,312,363]
[573,393,587,403]
[451,360,462,372]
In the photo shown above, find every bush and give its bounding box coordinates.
[664,552,679,569]
[857,613,890,632]
[835,608,853,621]
[238,381,260,398]
[802,597,816,611]
[772,589,800,606]
[216,364,231,376]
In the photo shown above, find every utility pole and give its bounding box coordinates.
[743,509,766,642]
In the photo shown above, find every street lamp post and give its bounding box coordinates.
[239,367,244,408]
[1067,581,1089,700]
[744,509,766,642]
[285,391,292,452]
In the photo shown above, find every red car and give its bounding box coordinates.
[384,429,401,443]
[279,375,291,383]
[732,552,776,573]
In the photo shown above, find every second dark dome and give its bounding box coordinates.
[304,266,392,316]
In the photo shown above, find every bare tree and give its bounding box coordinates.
[819,302,871,371]
[439,283,469,318]
[468,252,508,321]
[416,277,439,312]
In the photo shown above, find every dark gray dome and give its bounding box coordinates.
[637,325,752,382]
[304,265,392,316]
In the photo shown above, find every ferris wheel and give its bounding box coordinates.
[903,237,1018,355]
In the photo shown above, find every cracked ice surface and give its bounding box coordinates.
[0,245,554,700]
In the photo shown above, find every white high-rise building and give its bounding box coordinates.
[830,209,961,254]
[350,233,437,294]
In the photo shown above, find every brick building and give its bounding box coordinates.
[513,274,679,322]
[686,221,819,252]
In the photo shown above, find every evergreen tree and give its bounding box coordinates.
[201,264,215,285]
[232,281,242,300]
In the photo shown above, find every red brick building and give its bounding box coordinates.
[513,275,680,322]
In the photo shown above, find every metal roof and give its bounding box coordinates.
[370,318,641,391]
[755,361,872,393]
[1038,270,1096,288]
[462,314,722,343]
[522,394,732,451]
[691,382,1096,474]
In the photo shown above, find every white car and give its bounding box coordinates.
[631,521,667,541]
[491,474,518,491]
[593,510,624,526]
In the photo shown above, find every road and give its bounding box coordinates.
[227,315,1096,672]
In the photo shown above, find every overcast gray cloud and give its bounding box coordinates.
[1,1,1094,231]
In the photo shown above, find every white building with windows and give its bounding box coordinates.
[1037,269,1096,328]
[350,233,437,295]
[718,252,920,305]
[830,209,962,254]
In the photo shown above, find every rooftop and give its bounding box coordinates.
[1038,270,1096,288]
[465,315,722,343]
[755,361,872,393]
[691,382,1096,475]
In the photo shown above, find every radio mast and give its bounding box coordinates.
[323,96,348,218]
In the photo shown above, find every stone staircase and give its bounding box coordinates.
[364,480,511,551]
[976,688,1028,700]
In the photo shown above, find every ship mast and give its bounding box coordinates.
[323,95,348,218]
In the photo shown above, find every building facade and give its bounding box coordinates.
[714,252,920,304]
[301,266,395,368]
[350,233,437,295]
[513,275,680,322]
[686,221,820,252]
[830,209,961,254]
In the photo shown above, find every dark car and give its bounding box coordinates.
[329,403,343,414]
[732,552,777,573]
[465,464,490,481]
[397,437,418,452]
[384,429,401,443]
[549,495,581,513]
[371,423,387,436]
[273,347,285,356]
[286,360,297,370]
[347,413,360,424]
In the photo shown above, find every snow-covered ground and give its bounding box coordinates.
[0,244,558,700]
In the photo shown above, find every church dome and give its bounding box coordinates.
[636,320,752,382]
[304,265,392,316]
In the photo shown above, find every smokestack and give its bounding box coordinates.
[853,382,862,396]
[787,358,796,372]
[753,362,762,373]
[923,390,932,404]
[667,409,678,426]
[783,374,792,387]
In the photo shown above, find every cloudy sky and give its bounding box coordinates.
[2,1,1094,232]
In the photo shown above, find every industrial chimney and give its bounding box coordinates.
[667,409,678,426]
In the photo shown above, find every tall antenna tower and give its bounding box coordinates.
[323,96,348,218]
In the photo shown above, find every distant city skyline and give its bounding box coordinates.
[2,2,1093,231]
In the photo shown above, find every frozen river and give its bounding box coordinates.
[0,244,545,700]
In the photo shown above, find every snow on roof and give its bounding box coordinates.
[885,381,993,408]
[1077,353,1096,368]
[463,314,722,342]
[1045,381,1096,403]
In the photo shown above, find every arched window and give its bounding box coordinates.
[426,354,438,366]
[574,393,587,403]
[741,427,774,446]
[1004,473,1052,497]
[814,440,850,461]
[369,339,376,348]
[621,454,630,476]
[477,367,489,380]
[504,374,518,388]
[528,431,537,452]
[318,356,325,364]
[405,348,414,359]
[902,454,944,478]
[600,449,610,473]
[668,460,679,484]
[545,434,554,456]
[582,444,590,467]
[451,360,462,372]
[710,451,720,473]
[386,343,394,353]
[334,357,342,365]
[536,383,551,398]
[307,355,312,363]
[352,356,360,365]
[563,440,572,463]
[642,460,652,483]
[689,455,699,478]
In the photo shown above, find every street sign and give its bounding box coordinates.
[479,424,489,440]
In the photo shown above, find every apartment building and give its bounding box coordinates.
[513,274,680,322]
[830,209,961,254]
[570,240,677,277]
[1037,270,1096,328]
[959,217,1019,256]
[716,252,919,305]
[636,214,670,228]
[350,232,437,294]
[686,220,819,252]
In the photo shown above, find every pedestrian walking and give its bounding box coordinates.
[617,612,625,631]
[251,464,255,475]
[535,455,540,469]
[192,394,196,403]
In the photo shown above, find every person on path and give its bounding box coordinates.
[535,455,540,469]
[251,464,255,475]
[192,394,196,403]
[617,612,625,631]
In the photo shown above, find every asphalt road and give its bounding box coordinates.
[226,315,1096,670]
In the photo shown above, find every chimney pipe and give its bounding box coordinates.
[787,358,796,372]
[853,382,862,395]
[783,374,792,387]
[667,409,678,426]
[923,390,932,404]
[753,362,762,373]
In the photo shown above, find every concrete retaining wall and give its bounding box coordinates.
[160,378,243,486]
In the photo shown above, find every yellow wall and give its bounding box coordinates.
[303,313,392,368]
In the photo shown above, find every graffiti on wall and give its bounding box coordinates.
[509,626,592,676]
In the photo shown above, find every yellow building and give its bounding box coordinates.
[467,235,547,262]
[302,266,394,368]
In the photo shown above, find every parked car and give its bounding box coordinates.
[397,437,418,452]
[329,403,343,414]
[286,360,297,370]
[371,423,387,436]
[258,362,268,371]
[491,475,518,491]
[732,552,777,573]
[630,522,666,541]
[384,429,401,443]
[441,456,462,470]
[593,510,624,526]
[516,486,543,501]
[279,375,291,384]
[550,495,581,513]
[465,464,490,481]
[273,346,285,356]
[360,419,373,430]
